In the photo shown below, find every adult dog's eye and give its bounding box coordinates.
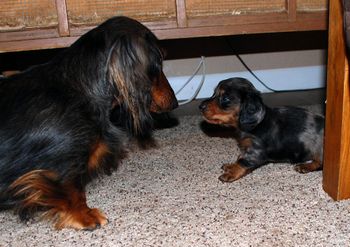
[220,96,231,107]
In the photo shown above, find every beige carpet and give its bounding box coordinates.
[1,105,350,247]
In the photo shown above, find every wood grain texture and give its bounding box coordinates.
[65,0,176,25]
[0,0,328,53]
[0,0,58,31]
[55,0,70,36]
[176,0,188,27]
[323,0,350,200]
[288,0,297,21]
[297,0,328,11]
[185,0,285,17]
[0,11,327,53]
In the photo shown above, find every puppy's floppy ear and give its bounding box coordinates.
[239,92,266,132]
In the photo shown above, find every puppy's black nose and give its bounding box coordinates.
[199,102,207,112]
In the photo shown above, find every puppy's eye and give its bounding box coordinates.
[220,96,231,107]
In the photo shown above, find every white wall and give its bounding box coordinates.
[163,49,327,101]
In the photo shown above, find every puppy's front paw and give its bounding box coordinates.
[218,163,251,182]
[294,160,322,174]
[294,165,310,174]
[219,173,241,182]
[221,163,232,171]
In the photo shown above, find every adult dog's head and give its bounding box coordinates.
[199,77,265,132]
[61,16,178,135]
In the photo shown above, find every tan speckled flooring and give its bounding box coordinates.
[1,103,350,247]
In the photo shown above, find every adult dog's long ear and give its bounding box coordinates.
[107,35,153,135]
[239,93,266,132]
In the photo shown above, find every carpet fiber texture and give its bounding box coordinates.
[1,106,350,247]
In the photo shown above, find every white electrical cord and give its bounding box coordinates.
[175,56,206,105]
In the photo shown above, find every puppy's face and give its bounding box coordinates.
[199,82,241,128]
[199,78,265,131]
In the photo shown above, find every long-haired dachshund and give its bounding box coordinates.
[0,16,178,230]
[199,77,324,182]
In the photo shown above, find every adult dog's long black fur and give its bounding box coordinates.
[199,77,324,182]
[0,16,177,230]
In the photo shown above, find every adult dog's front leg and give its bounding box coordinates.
[50,184,108,230]
[10,170,108,230]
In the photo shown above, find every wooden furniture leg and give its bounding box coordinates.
[323,0,350,200]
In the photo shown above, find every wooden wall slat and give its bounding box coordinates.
[56,0,70,37]
[0,0,58,32]
[66,0,176,26]
[186,0,286,17]
[297,0,328,11]
[288,0,297,21]
[0,0,328,52]
[176,0,188,27]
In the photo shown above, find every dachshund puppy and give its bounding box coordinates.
[0,16,178,230]
[199,77,324,182]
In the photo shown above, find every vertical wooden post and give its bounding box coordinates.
[55,0,70,37]
[287,0,297,22]
[176,0,187,28]
[323,0,350,200]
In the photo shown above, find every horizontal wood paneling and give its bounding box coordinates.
[186,0,286,17]
[0,0,58,32]
[0,0,328,53]
[297,0,328,11]
[66,0,177,26]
